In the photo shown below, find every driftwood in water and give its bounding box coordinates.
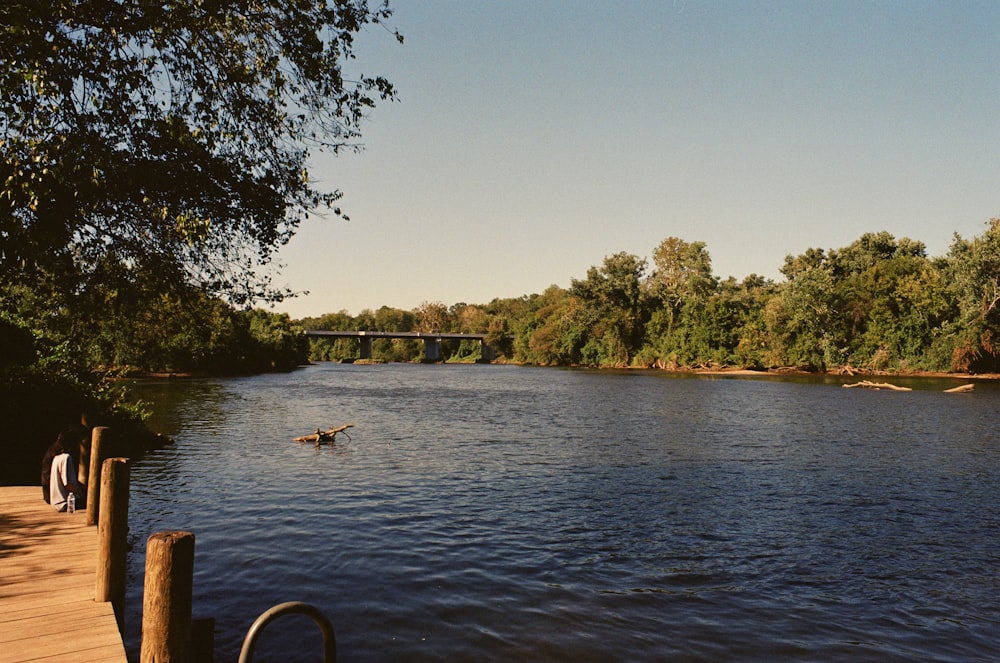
[293,424,354,444]
[842,380,912,392]
[943,383,975,393]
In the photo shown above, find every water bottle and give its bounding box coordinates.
[67,492,76,514]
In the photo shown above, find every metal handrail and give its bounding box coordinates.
[238,601,337,663]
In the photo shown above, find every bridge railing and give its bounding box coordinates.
[302,330,497,362]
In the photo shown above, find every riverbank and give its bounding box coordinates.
[122,359,1000,383]
[684,366,1000,381]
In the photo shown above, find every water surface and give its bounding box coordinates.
[123,364,1000,661]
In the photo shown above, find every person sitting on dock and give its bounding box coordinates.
[41,425,85,503]
[45,427,84,511]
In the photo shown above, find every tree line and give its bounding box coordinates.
[302,221,1000,374]
[0,277,307,484]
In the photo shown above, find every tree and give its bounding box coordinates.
[453,304,489,333]
[944,219,1000,372]
[450,304,490,360]
[732,275,778,369]
[374,306,415,332]
[770,232,953,372]
[847,251,947,370]
[640,238,718,367]
[301,310,357,361]
[780,247,826,281]
[415,301,450,332]
[524,287,582,366]
[827,231,912,277]
[647,237,716,339]
[1,0,401,306]
[490,286,570,364]
[768,253,837,370]
[569,251,648,366]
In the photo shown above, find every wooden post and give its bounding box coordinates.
[95,457,130,628]
[141,531,196,663]
[86,426,110,526]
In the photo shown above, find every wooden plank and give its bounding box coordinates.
[4,626,124,662]
[0,487,127,663]
[2,611,118,645]
[2,560,99,585]
[0,597,112,624]
[29,646,127,663]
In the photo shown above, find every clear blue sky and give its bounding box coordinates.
[273,0,999,319]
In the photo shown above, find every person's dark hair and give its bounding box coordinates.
[55,425,87,457]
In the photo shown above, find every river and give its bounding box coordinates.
[121,363,1000,661]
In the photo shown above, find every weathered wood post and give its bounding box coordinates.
[86,426,110,526]
[95,457,130,628]
[141,531,196,663]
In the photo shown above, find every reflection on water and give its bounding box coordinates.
[122,365,1000,661]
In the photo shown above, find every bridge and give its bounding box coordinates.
[303,330,498,363]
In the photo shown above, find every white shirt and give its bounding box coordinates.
[49,452,77,511]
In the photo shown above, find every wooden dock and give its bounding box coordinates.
[0,486,128,663]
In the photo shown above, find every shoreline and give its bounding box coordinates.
[677,366,1000,381]
[122,364,1000,382]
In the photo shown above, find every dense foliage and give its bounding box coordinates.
[0,311,142,484]
[1,0,395,483]
[303,222,1000,374]
[0,294,307,483]
[2,0,399,306]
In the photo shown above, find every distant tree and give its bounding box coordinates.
[770,232,952,372]
[847,251,947,370]
[301,310,357,361]
[488,287,567,364]
[768,252,837,370]
[525,289,581,365]
[244,309,308,371]
[484,316,513,361]
[732,275,778,369]
[453,304,489,333]
[944,219,1000,371]
[640,238,718,367]
[646,238,716,341]
[374,306,415,332]
[780,247,826,281]
[569,252,648,366]
[449,304,491,360]
[827,231,911,276]
[291,224,998,374]
[648,238,716,304]
[415,301,450,332]
[348,309,377,336]
[302,310,356,332]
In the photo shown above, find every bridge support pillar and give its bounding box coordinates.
[423,338,440,362]
[479,341,496,363]
[359,336,372,360]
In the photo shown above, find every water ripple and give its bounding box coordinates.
[122,366,1000,661]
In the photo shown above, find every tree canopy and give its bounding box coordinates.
[300,222,1000,374]
[2,0,400,305]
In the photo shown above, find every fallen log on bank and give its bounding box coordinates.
[293,424,354,444]
[943,384,975,393]
[842,380,912,392]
